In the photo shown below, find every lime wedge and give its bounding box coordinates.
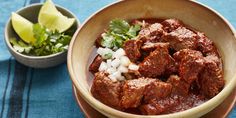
[11,12,35,44]
[38,0,75,33]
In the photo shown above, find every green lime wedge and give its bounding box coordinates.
[11,12,36,44]
[38,0,75,33]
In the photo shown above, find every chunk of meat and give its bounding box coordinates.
[89,55,103,73]
[144,81,172,102]
[161,19,183,32]
[204,54,222,68]
[141,42,169,52]
[139,43,171,77]
[173,49,204,84]
[164,56,178,76]
[163,27,198,51]
[140,92,206,115]
[197,32,219,56]
[91,72,122,109]
[123,40,143,62]
[138,23,165,43]
[198,56,224,98]
[121,78,156,108]
[95,35,102,47]
[167,75,190,95]
[123,70,141,80]
[140,97,177,115]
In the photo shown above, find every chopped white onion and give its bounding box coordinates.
[97,47,114,59]
[113,48,126,59]
[98,61,108,71]
[117,75,125,81]
[120,56,131,66]
[108,74,117,82]
[118,65,128,73]
[111,58,120,68]
[106,59,112,68]
[128,63,139,70]
[111,71,121,79]
[97,47,104,55]
[97,48,134,82]
[107,67,116,74]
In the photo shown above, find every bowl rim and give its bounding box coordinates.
[67,0,236,117]
[4,3,80,59]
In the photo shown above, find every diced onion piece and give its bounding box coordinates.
[97,47,114,59]
[120,56,131,67]
[112,71,121,78]
[106,59,112,68]
[117,75,125,81]
[99,61,108,71]
[128,63,139,70]
[108,74,117,82]
[113,48,126,59]
[107,67,116,74]
[111,58,120,68]
[97,47,104,55]
[118,65,128,73]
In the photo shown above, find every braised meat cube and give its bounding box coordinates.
[138,23,165,43]
[173,49,204,84]
[140,103,160,115]
[144,81,172,102]
[140,97,177,115]
[204,54,222,68]
[139,43,171,77]
[167,75,190,95]
[89,55,103,73]
[141,42,169,52]
[163,27,198,51]
[91,72,122,109]
[198,57,224,98]
[121,78,156,108]
[95,35,102,47]
[197,32,219,56]
[164,56,178,76]
[123,40,143,62]
[123,70,141,80]
[161,19,183,32]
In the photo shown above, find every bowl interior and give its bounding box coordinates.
[69,0,236,118]
[5,3,79,58]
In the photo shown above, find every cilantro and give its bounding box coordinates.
[101,19,141,50]
[126,24,141,38]
[10,38,33,54]
[109,19,130,34]
[103,53,112,59]
[101,33,114,48]
[10,23,73,56]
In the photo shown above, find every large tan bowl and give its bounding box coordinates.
[67,0,236,117]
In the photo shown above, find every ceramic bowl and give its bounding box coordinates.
[4,3,79,68]
[67,0,236,117]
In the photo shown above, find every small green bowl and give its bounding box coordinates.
[4,3,79,68]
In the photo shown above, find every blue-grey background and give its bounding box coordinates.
[0,0,235,118]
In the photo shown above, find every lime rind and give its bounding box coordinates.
[11,12,36,44]
[38,0,75,33]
